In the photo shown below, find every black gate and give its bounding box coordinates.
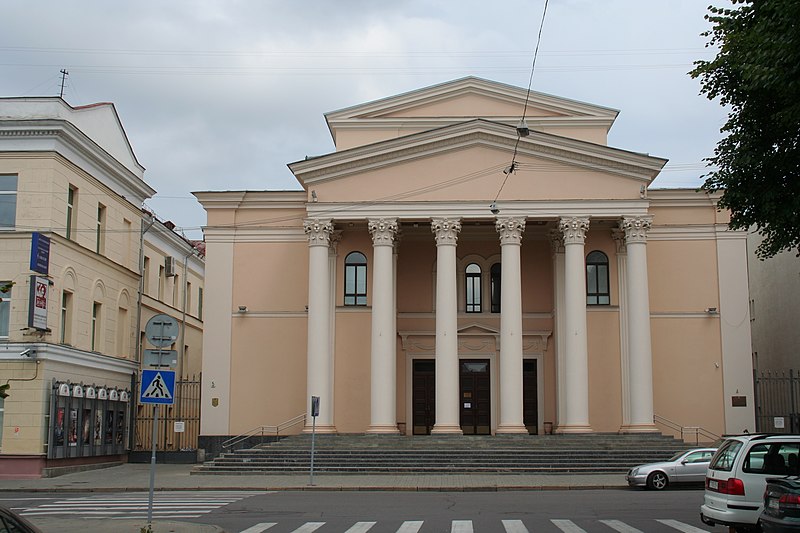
[754,369,800,433]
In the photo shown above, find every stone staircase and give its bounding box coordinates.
[192,433,696,475]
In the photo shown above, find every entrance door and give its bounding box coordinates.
[412,360,435,435]
[460,360,490,435]
[523,359,538,434]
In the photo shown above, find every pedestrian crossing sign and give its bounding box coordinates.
[139,369,176,405]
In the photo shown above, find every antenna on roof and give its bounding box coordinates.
[59,69,69,99]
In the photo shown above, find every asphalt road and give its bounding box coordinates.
[3,488,730,533]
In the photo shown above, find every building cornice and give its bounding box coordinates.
[290,120,666,186]
[0,343,137,375]
[193,190,307,210]
[0,120,155,203]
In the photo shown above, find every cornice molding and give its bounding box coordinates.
[0,120,155,203]
[203,226,306,243]
[193,190,307,210]
[290,120,666,186]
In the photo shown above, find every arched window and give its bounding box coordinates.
[465,263,482,313]
[586,251,610,305]
[490,263,501,313]
[344,252,367,306]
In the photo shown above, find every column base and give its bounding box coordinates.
[302,424,337,434]
[431,424,463,435]
[554,424,593,434]
[366,424,401,434]
[618,423,660,434]
[496,424,529,435]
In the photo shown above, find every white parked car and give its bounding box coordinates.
[701,433,800,532]
[626,448,717,490]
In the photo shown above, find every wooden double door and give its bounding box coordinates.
[412,358,539,435]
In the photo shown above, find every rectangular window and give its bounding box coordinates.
[66,185,78,240]
[186,281,192,313]
[123,218,132,267]
[0,175,18,229]
[143,256,151,296]
[91,302,101,351]
[158,265,165,300]
[198,287,203,320]
[0,281,11,337]
[60,291,73,344]
[116,307,128,357]
[96,204,106,254]
[172,273,179,307]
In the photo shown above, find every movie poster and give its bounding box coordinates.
[94,410,103,446]
[82,409,91,445]
[68,409,77,446]
[116,410,124,444]
[105,410,114,444]
[54,407,64,447]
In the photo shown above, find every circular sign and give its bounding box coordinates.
[145,313,180,347]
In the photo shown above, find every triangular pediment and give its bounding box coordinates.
[289,119,666,204]
[325,77,619,149]
[457,323,500,336]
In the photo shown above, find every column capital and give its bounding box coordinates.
[368,218,399,246]
[620,216,653,244]
[303,219,334,247]
[548,229,565,254]
[611,228,627,254]
[496,217,526,245]
[329,230,343,255]
[559,216,590,245]
[431,218,462,245]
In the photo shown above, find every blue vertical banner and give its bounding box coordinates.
[30,232,51,275]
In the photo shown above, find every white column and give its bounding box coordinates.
[620,216,658,432]
[548,230,566,431]
[431,217,463,435]
[496,217,528,434]
[367,218,400,434]
[303,219,336,433]
[612,229,631,429]
[556,216,593,434]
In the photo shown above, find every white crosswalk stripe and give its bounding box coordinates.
[656,519,711,532]
[452,520,474,532]
[18,491,259,519]
[396,521,424,533]
[600,520,644,532]
[238,523,276,533]
[231,519,710,533]
[290,523,325,533]
[344,522,376,532]
[502,519,530,532]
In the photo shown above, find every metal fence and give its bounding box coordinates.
[134,374,201,451]
[754,369,800,433]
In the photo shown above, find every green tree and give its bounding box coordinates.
[691,0,800,258]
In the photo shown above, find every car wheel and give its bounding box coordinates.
[646,471,669,490]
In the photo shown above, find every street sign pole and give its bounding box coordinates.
[147,403,158,527]
[309,396,319,486]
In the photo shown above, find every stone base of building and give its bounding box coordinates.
[366,424,401,434]
[554,424,593,434]
[0,454,125,479]
[618,423,660,433]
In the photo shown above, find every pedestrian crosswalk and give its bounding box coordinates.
[17,491,262,519]
[233,519,712,532]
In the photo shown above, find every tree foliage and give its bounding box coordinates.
[691,0,800,258]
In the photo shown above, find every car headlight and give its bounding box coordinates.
[630,468,638,476]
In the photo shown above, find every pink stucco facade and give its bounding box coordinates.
[195,77,754,447]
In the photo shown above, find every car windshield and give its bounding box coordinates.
[709,439,743,472]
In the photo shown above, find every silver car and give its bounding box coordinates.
[626,448,717,490]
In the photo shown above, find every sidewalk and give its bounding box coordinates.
[0,464,629,533]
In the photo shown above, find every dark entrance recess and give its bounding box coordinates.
[523,359,538,434]
[460,360,491,435]
[412,360,436,435]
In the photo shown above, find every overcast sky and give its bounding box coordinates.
[1,1,728,240]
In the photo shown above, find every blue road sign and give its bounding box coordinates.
[140,369,176,405]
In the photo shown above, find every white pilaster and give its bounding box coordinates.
[431,217,463,434]
[496,217,528,434]
[619,216,658,432]
[548,230,566,431]
[303,219,336,433]
[556,216,593,434]
[367,218,400,434]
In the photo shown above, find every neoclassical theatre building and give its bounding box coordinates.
[195,77,754,450]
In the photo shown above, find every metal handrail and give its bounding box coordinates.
[221,413,306,450]
[653,414,720,445]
